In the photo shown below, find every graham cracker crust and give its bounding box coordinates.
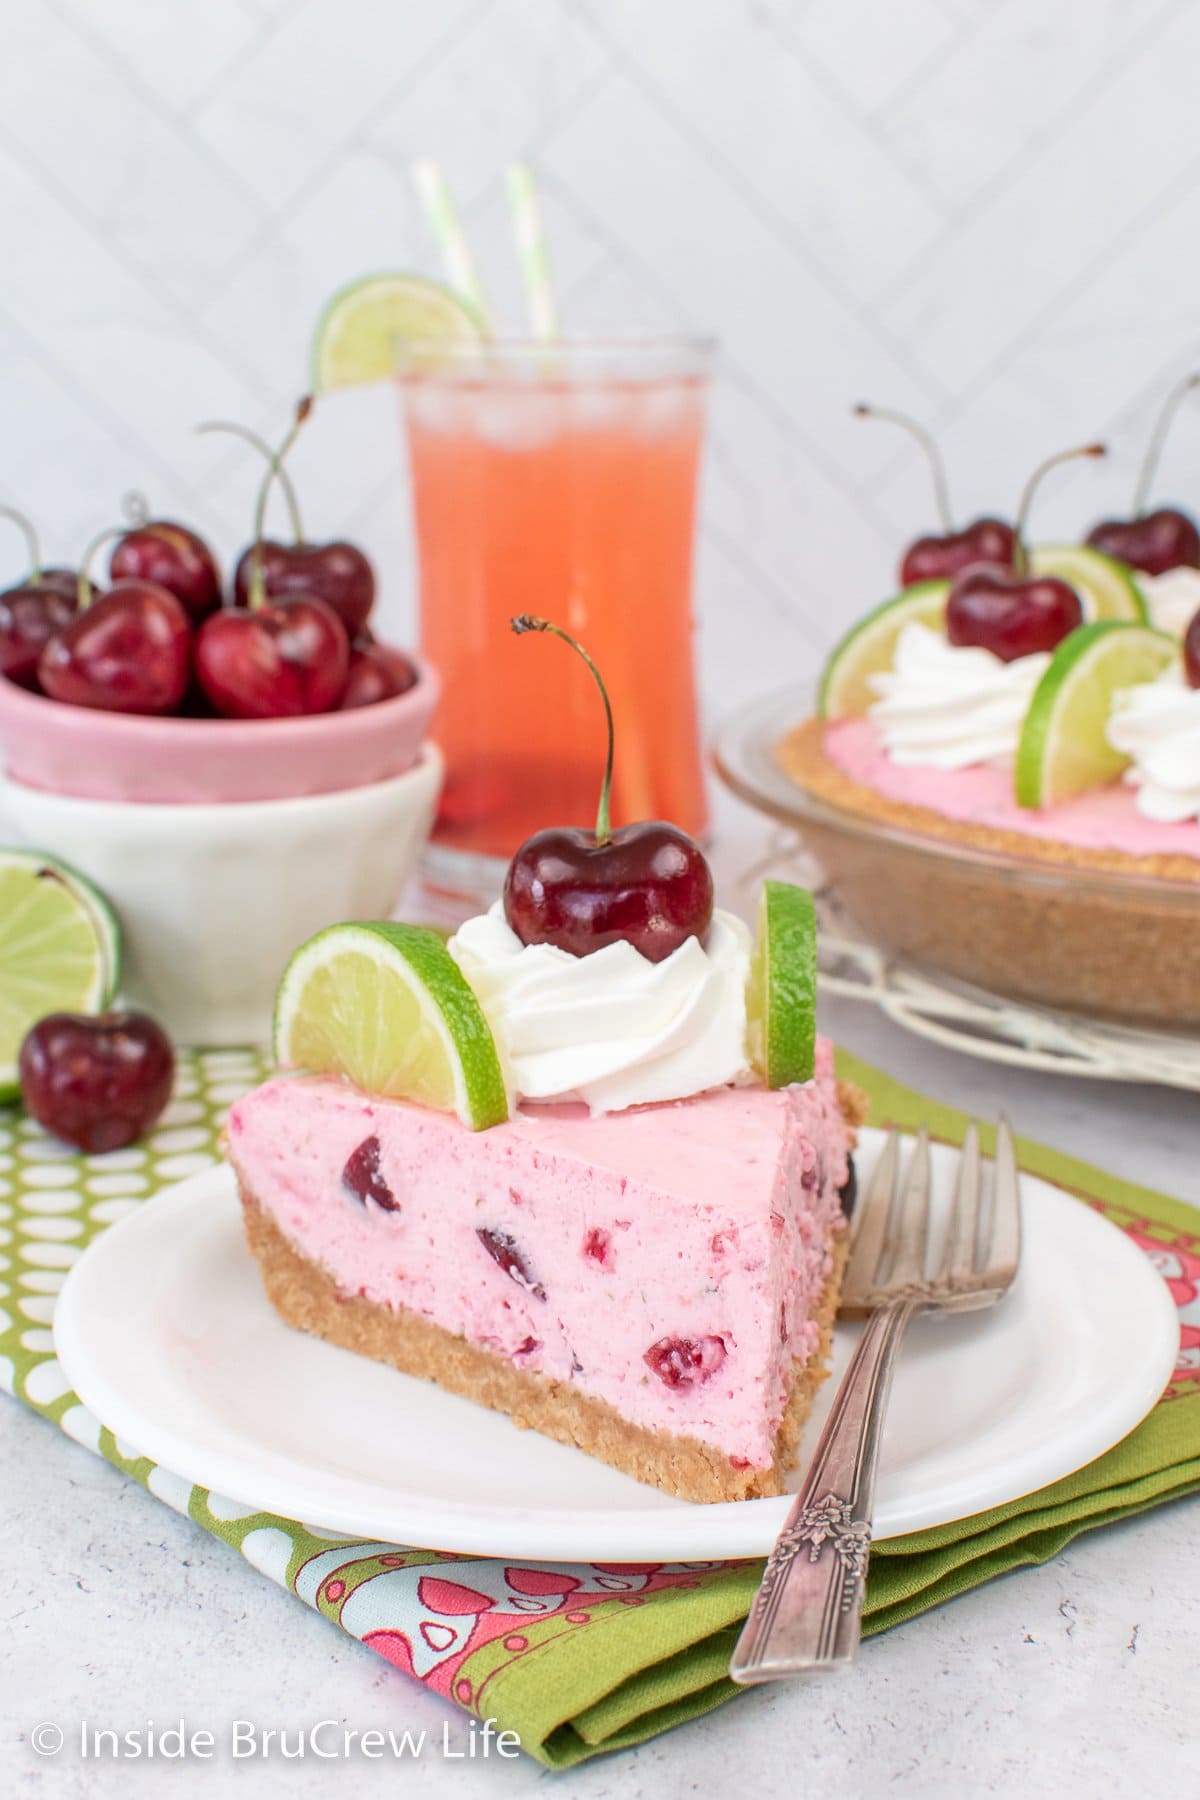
[240,1194,850,1506]
[779,715,1200,885]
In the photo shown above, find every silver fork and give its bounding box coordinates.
[730,1120,1021,1684]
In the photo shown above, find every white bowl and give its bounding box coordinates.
[0,745,443,1046]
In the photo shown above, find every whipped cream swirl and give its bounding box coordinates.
[1106,665,1200,822]
[449,903,752,1115]
[1133,566,1200,640]
[868,622,1049,769]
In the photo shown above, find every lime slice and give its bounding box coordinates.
[746,880,818,1089]
[818,581,950,718]
[1029,545,1147,623]
[273,921,508,1131]
[1014,622,1177,810]
[310,273,485,390]
[0,850,120,1101]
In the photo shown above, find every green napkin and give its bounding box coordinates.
[2,1047,1196,1769]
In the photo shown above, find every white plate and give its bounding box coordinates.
[53,1130,1178,1561]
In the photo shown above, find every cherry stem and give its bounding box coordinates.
[1132,372,1200,517]
[0,505,42,580]
[195,420,305,543]
[853,402,954,532]
[511,615,614,844]
[76,526,128,611]
[246,397,312,609]
[1012,442,1106,576]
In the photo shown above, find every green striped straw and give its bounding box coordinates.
[506,162,558,341]
[410,159,490,327]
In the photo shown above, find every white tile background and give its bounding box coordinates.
[4,0,1200,717]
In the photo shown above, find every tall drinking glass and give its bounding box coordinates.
[398,339,713,898]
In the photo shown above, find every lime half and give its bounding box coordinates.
[310,273,485,389]
[273,921,508,1131]
[819,581,950,718]
[0,850,120,1101]
[1030,545,1147,623]
[1014,622,1177,810]
[747,880,818,1089]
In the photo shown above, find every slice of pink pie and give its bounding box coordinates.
[227,1040,861,1504]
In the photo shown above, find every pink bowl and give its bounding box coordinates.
[0,655,440,803]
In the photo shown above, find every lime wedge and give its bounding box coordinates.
[819,581,950,718]
[1014,622,1177,810]
[273,921,509,1131]
[310,273,485,390]
[746,880,817,1089]
[0,850,120,1101]
[1029,545,1147,623]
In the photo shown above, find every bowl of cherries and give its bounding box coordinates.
[0,401,443,1045]
[0,400,438,802]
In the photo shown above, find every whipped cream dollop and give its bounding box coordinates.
[867,622,1050,769]
[1133,566,1200,640]
[1106,665,1200,822]
[449,903,752,1115]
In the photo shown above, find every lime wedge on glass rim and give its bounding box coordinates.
[310,273,485,389]
[1029,544,1147,623]
[0,850,121,1101]
[273,921,509,1131]
[1014,621,1177,810]
[818,580,950,718]
[747,880,818,1089]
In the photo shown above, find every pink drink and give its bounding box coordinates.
[399,341,712,885]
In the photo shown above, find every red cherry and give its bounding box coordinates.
[35,567,83,601]
[1086,510,1200,576]
[853,405,1016,587]
[110,521,221,623]
[0,507,80,686]
[233,540,375,637]
[38,580,191,713]
[1086,372,1200,575]
[582,1227,612,1267]
[1184,611,1200,689]
[643,1334,727,1390]
[340,642,419,709]
[19,1010,174,1153]
[900,519,1015,586]
[505,822,714,963]
[503,616,715,962]
[341,1135,399,1211]
[946,566,1083,662]
[0,582,76,688]
[194,593,349,719]
[476,1227,546,1301]
[943,441,1106,662]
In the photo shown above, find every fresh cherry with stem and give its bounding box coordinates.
[1086,371,1200,574]
[946,443,1104,662]
[19,1010,175,1153]
[502,617,714,962]
[37,526,191,713]
[205,399,376,635]
[193,407,349,719]
[109,492,221,624]
[0,505,78,688]
[855,403,1016,586]
[340,641,419,709]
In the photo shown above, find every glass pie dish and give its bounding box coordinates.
[713,687,1200,1029]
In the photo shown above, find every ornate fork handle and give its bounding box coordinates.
[730,1297,919,1682]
